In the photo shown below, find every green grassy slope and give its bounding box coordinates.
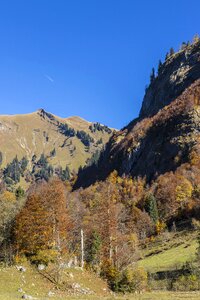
[138,231,198,273]
[0,110,114,171]
[1,261,200,299]
[0,262,109,300]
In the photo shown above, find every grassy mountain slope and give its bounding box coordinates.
[0,109,114,172]
[139,230,198,273]
[0,262,109,299]
[1,262,200,299]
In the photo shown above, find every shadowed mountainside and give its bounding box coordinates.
[75,40,200,188]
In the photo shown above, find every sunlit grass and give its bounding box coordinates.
[138,232,198,273]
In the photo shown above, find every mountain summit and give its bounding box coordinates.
[140,39,200,118]
[0,109,113,183]
[75,38,200,188]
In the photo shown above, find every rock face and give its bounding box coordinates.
[75,41,200,188]
[120,81,200,180]
[140,40,200,118]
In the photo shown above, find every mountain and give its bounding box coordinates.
[0,109,114,185]
[75,38,200,188]
[140,40,200,118]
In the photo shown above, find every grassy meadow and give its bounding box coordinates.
[0,230,199,300]
[138,230,198,273]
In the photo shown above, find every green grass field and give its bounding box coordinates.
[1,262,200,300]
[0,262,109,300]
[0,230,200,299]
[138,230,199,273]
[139,239,198,272]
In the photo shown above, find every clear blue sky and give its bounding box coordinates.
[0,0,199,128]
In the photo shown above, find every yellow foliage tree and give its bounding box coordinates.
[175,176,193,207]
[1,191,16,202]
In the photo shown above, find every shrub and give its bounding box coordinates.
[101,262,148,293]
[118,266,148,293]
[173,274,200,291]
[30,249,58,266]
[100,260,120,291]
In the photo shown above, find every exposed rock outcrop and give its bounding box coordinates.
[140,40,200,118]
[75,41,200,188]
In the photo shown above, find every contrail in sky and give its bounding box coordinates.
[44,74,54,82]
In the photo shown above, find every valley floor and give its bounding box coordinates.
[1,230,199,300]
[2,264,200,300]
[1,291,200,300]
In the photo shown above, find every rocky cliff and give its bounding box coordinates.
[75,39,200,188]
[140,40,200,118]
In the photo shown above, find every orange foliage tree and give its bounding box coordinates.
[15,178,70,260]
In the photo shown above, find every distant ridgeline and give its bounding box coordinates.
[0,109,114,190]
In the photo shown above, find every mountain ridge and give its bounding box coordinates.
[140,39,200,118]
[75,38,200,189]
[0,108,114,178]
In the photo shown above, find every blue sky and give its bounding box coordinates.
[0,0,199,128]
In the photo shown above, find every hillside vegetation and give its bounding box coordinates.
[0,109,113,190]
[0,108,113,175]
[1,263,200,299]
[1,36,200,299]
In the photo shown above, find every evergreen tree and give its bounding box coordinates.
[145,193,159,223]
[32,154,37,162]
[50,148,56,157]
[37,154,48,168]
[76,130,94,147]
[180,42,187,50]
[4,156,21,183]
[15,186,25,199]
[158,60,163,75]
[20,157,28,174]
[58,123,75,137]
[60,165,70,181]
[150,68,155,83]
[165,51,169,61]
[193,34,200,44]
[87,230,102,266]
[169,47,175,56]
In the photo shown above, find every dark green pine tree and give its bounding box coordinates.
[150,68,155,83]
[87,230,102,266]
[50,148,56,157]
[37,153,48,168]
[15,186,25,199]
[60,165,70,181]
[145,193,159,223]
[158,60,163,75]
[4,156,21,183]
[20,157,28,174]
[169,47,175,56]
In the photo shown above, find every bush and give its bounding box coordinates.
[100,260,120,291]
[30,249,59,266]
[118,266,148,293]
[173,274,200,291]
[100,262,148,293]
